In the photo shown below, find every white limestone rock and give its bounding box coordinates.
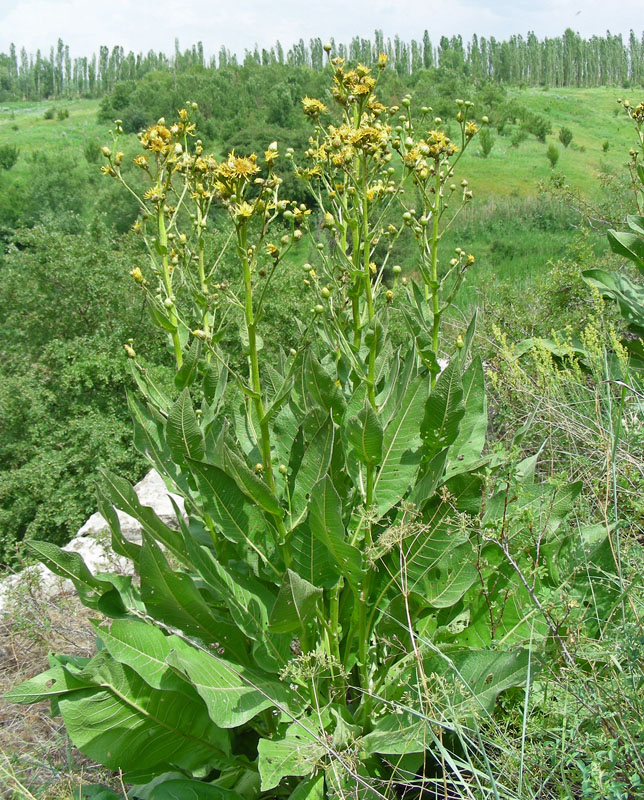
[0,469,183,614]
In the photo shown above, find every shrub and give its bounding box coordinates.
[547,143,559,168]
[43,106,55,119]
[558,125,573,148]
[479,126,494,157]
[56,107,69,120]
[0,143,19,170]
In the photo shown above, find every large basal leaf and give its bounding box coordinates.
[25,540,115,611]
[139,534,239,649]
[269,569,323,634]
[167,388,205,463]
[93,619,201,694]
[257,721,325,791]
[57,651,230,774]
[362,712,435,755]
[421,359,464,462]
[289,414,335,530]
[166,636,297,729]
[421,648,530,717]
[148,779,243,800]
[308,476,363,589]
[4,664,93,704]
[402,528,478,609]
[373,375,427,519]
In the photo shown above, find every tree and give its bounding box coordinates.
[559,126,573,148]
[547,143,559,168]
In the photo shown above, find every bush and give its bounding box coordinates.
[547,143,559,168]
[479,126,494,157]
[56,107,69,120]
[510,128,527,148]
[43,106,55,119]
[558,125,573,148]
[0,143,19,170]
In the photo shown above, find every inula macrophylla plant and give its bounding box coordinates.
[6,57,616,799]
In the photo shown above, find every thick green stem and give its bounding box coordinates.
[361,158,377,410]
[238,223,290,562]
[429,168,442,386]
[158,207,183,369]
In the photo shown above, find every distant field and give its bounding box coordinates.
[0,99,105,178]
[1,86,639,199]
[455,86,636,200]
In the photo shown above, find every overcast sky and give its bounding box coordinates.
[0,0,642,59]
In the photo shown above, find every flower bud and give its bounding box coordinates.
[101,146,111,158]
[392,265,402,275]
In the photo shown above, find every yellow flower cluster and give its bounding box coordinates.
[301,97,327,119]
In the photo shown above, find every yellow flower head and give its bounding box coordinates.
[140,123,173,154]
[301,97,327,119]
[218,153,260,181]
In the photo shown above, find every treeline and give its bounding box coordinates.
[1,28,644,101]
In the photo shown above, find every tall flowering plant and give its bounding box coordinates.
[6,59,591,799]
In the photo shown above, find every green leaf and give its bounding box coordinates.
[257,722,325,791]
[187,459,270,554]
[345,401,383,465]
[583,268,644,332]
[99,470,187,566]
[289,775,324,800]
[404,528,478,608]
[221,446,283,516]
[167,388,205,463]
[139,534,233,646]
[269,569,323,633]
[203,359,228,409]
[148,301,178,332]
[308,476,362,588]
[148,780,243,800]
[93,619,193,692]
[4,664,93,704]
[607,229,644,274]
[166,637,295,728]
[627,214,644,236]
[290,522,340,590]
[25,541,114,610]
[373,375,427,519]
[421,648,530,717]
[446,356,487,477]
[304,351,346,416]
[290,414,335,530]
[421,360,464,461]
[362,712,434,755]
[57,651,229,773]
[174,338,201,391]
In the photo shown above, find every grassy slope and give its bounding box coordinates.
[456,86,635,200]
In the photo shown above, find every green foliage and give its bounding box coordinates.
[0,218,167,565]
[547,143,559,168]
[43,106,55,119]
[558,125,573,147]
[6,66,617,800]
[57,107,70,120]
[0,142,18,170]
[479,126,494,158]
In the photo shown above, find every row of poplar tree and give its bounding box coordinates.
[1,28,644,101]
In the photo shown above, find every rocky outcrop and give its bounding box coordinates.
[0,471,184,614]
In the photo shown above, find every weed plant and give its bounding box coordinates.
[3,59,639,800]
